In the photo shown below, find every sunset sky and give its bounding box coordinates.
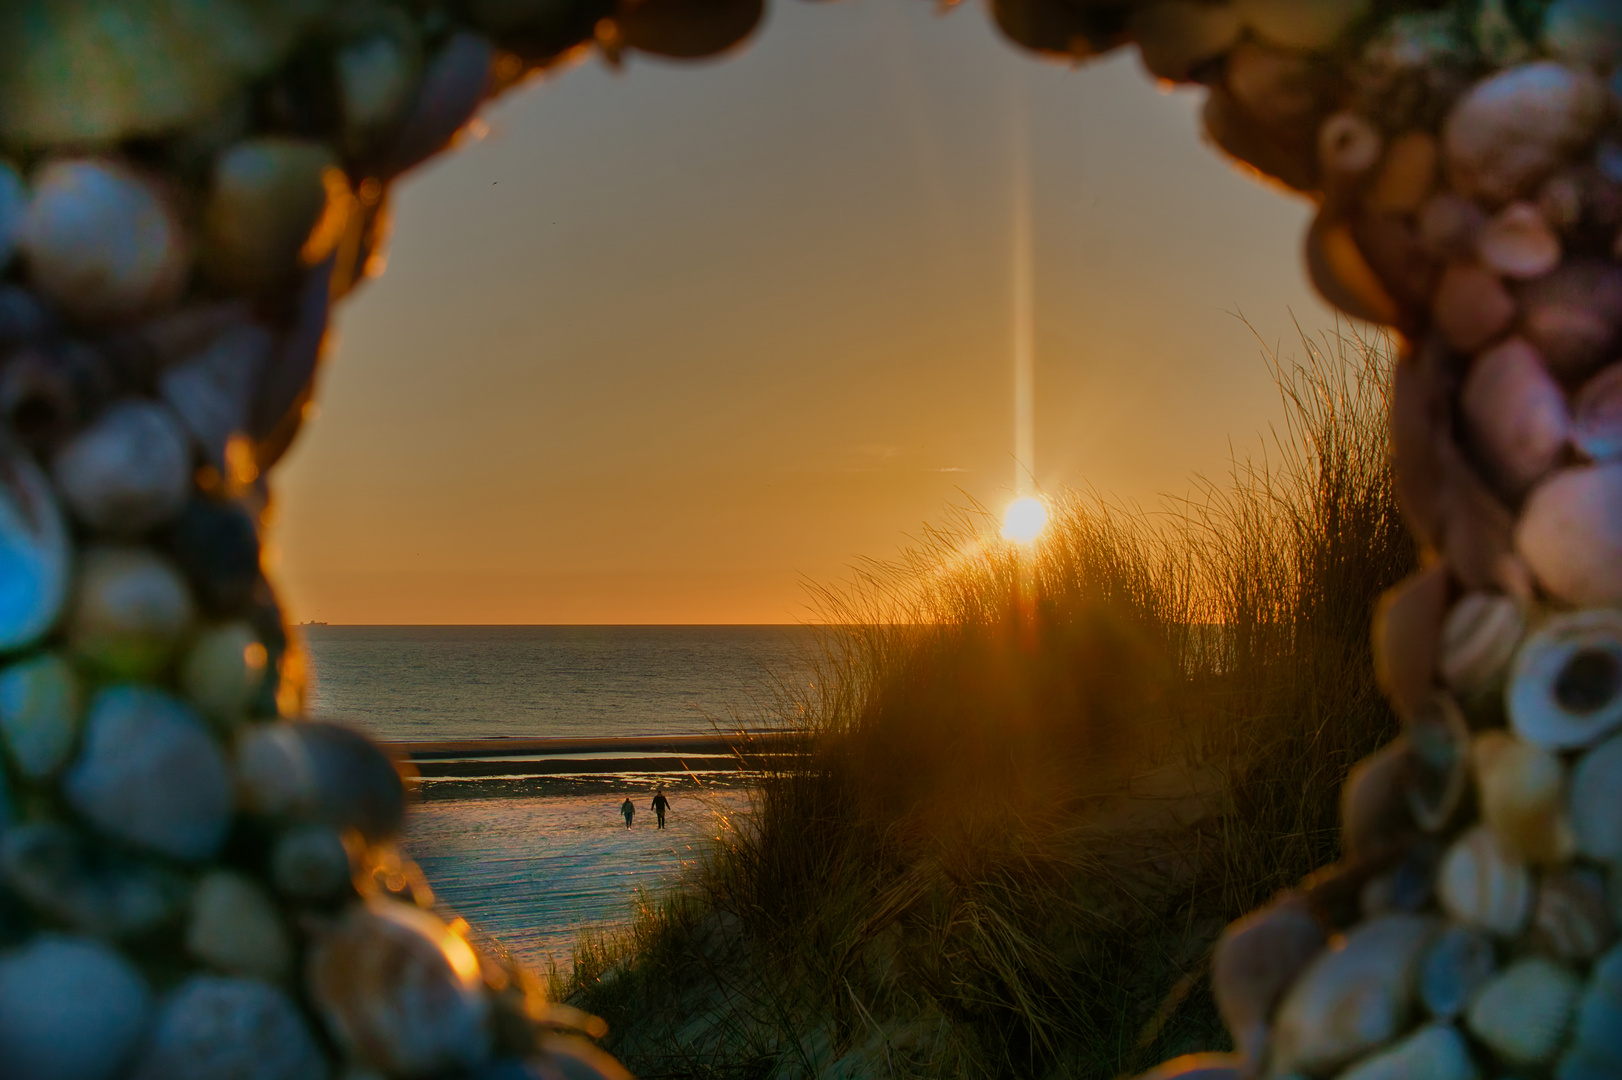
[273,0,1340,625]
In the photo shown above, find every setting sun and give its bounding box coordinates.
[1001,496,1048,543]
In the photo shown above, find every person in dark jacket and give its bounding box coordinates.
[620,796,635,828]
[651,786,670,829]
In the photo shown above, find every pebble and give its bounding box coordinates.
[0,934,151,1080]
[0,652,79,778]
[67,545,194,679]
[129,975,329,1080]
[181,622,267,725]
[186,870,291,981]
[51,400,191,535]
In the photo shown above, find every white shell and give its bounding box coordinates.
[67,546,194,680]
[1571,731,1622,862]
[186,871,291,981]
[130,976,328,1080]
[1460,336,1570,497]
[1466,956,1581,1067]
[1508,609,1622,749]
[1473,730,1575,864]
[1438,592,1525,698]
[1335,1023,1479,1080]
[63,685,232,861]
[0,934,151,1080]
[0,652,80,778]
[1478,201,1562,279]
[1269,914,1434,1076]
[1128,2,1242,83]
[1418,924,1495,1020]
[1443,62,1613,204]
[51,400,191,535]
[1517,465,1622,607]
[159,323,274,469]
[1573,363,1622,462]
[1231,0,1369,49]
[1438,824,1533,936]
[0,450,70,652]
[17,159,188,322]
[181,622,266,724]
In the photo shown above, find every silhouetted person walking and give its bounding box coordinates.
[620,797,635,828]
[651,786,669,829]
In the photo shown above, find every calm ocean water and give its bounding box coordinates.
[301,625,813,967]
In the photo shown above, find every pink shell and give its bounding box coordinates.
[1516,463,1622,605]
[1573,363,1622,461]
[1460,336,1571,496]
[1478,202,1561,279]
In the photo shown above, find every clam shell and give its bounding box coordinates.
[1507,609,1622,748]
[17,159,189,323]
[0,651,80,778]
[1439,592,1525,699]
[1231,0,1368,50]
[159,322,273,472]
[1460,336,1570,497]
[270,823,353,900]
[380,33,495,178]
[202,138,337,294]
[1404,692,1470,832]
[129,975,329,1080]
[0,934,151,1080]
[1368,132,1438,215]
[1516,259,1622,385]
[1466,956,1582,1067]
[186,870,291,982]
[1438,824,1533,936]
[1533,868,1616,963]
[1478,201,1562,279]
[1341,739,1416,861]
[181,622,267,725]
[1371,563,1449,722]
[1570,731,1622,861]
[1210,894,1325,1065]
[1563,942,1622,1074]
[0,821,189,938]
[1128,2,1242,83]
[1335,1023,1479,1080]
[67,546,194,680]
[1418,924,1495,1020]
[308,898,492,1075]
[1543,0,1622,70]
[1269,914,1434,1076]
[51,400,191,535]
[1517,466,1622,607]
[1472,730,1575,864]
[1573,363,1622,462]
[1435,261,1516,354]
[63,685,232,861]
[1443,62,1613,204]
[0,447,69,651]
[235,720,404,841]
[0,162,23,269]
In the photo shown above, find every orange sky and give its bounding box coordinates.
[272,0,1339,625]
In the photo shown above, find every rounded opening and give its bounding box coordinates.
[1555,647,1622,715]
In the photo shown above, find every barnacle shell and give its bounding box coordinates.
[1473,730,1575,864]
[0,935,151,1080]
[1574,363,1622,462]
[1507,609,1622,749]
[185,870,291,982]
[51,401,191,536]
[1335,1023,1478,1080]
[1533,868,1616,962]
[1210,894,1324,1065]
[1418,924,1495,1020]
[1517,466,1622,607]
[1466,956,1582,1067]
[1516,259,1622,384]
[1439,592,1525,699]
[308,898,492,1075]
[67,546,194,680]
[1269,914,1434,1076]
[1570,731,1622,861]
[1478,202,1562,279]
[1460,337,1570,498]
[1438,824,1532,936]
[1231,0,1368,51]
[0,651,79,778]
[1128,2,1241,83]
[201,139,338,294]
[1444,62,1613,205]
[128,975,328,1080]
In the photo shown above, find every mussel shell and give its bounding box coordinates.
[0,934,151,1080]
[250,258,332,463]
[1507,608,1622,749]
[129,975,329,1080]
[379,33,495,178]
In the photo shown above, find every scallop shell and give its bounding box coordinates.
[1438,824,1533,936]
[185,871,291,982]
[1478,202,1562,279]
[1231,0,1368,50]
[62,685,232,862]
[1460,336,1570,498]
[159,322,273,471]
[380,33,495,178]
[0,651,80,779]
[1418,924,1495,1020]
[1435,261,1517,354]
[1570,731,1622,862]
[1508,609,1622,749]
[1368,132,1438,215]
[0,444,69,652]
[201,138,338,294]
[1372,563,1449,722]
[1543,0,1622,70]
[67,546,195,680]
[1269,914,1434,1076]
[1439,592,1525,699]
[0,935,151,1080]
[1573,363,1622,462]
[129,975,329,1080]
[51,400,191,535]
[17,159,189,323]
[0,821,190,938]
[1404,692,1470,832]
[1341,738,1416,861]
[180,622,266,725]
[1466,957,1582,1067]
[1210,894,1324,1065]
[1517,466,1622,608]
[235,720,404,841]
[1473,730,1575,864]
[1335,1023,1479,1080]
[308,898,492,1075]
[1443,62,1613,204]
[1533,868,1616,963]
[1128,3,1242,83]
[1516,259,1622,385]
[270,823,353,900]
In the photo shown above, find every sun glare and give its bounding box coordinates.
[1001,496,1048,543]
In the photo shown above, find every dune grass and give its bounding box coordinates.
[554,326,1417,1080]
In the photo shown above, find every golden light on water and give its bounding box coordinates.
[1001,496,1048,543]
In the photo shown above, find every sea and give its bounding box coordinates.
[302,625,816,970]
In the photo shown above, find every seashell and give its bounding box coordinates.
[532,1034,637,1080]
[159,496,261,617]
[1460,336,1570,498]
[1128,2,1241,84]
[51,400,191,535]
[1223,40,1332,139]
[236,720,405,841]
[1533,868,1616,963]
[1418,192,1486,261]
[308,898,492,1075]
[1418,924,1495,1020]
[1474,0,1534,67]
[0,651,80,778]
[17,159,188,323]
[201,138,338,294]
[129,975,329,1080]
[186,870,291,981]
[334,12,422,154]
[1210,893,1324,1065]
[1335,1023,1479,1080]
[618,0,764,60]
[1443,62,1614,205]
[0,0,324,146]
[0,446,70,652]
[1130,1051,1238,1080]
[1307,212,1402,325]
[1571,731,1622,861]
[1317,112,1382,180]
[1371,562,1449,723]
[1517,466,1622,607]
[380,33,495,178]
[1231,0,1368,51]
[0,163,24,269]
[160,323,273,472]
[1516,259,1622,385]
[1341,739,1416,861]
[63,685,232,861]
[1472,730,1575,864]
[1201,88,1319,194]
[181,622,267,725]
[1478,202,1562,279]
[1438,824,1532,936]
[1352,13,1475,133]
[1434,262,1516,354]
[1439,592,1525,700]
[1360,837,1441,918]
[1563,942,1622,1074]
[0,285,55,348]
[0,821,189,938]
[1543,0,1622,70]
[0,934,151,1080]
[67,545,195,679]
[1466,956,1582,1067]
[1509,609,1622,748]
[1573,363,1622,462]
[271,823,353,900]
[1270,913,1434,1076]
[1350,211,1436,310]
[250,258,332,461]
[1404,692,1470,832]
[1368,132,1438,215]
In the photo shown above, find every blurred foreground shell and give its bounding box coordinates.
[1516,465,1622,607]
[0,651,80,778]
[236,720,405,840]
[51,401,191,536]
[129,975,328,1080]
[1575,364,1622,462]
[1336,1022,1476,1080]
[1439,591,1524,699]
[0,934,151,1080]
[1466,956,1582,1066]
[1417,923,1495,1020]
[1231,0,1368,51]
[67,546,194,680]
[1507,609,1622,749]
[202,139,340,294]
[0,821,189,938]
[1127,2,1241,83]
[1438,824,1532,936]
[1460,336,1570,497]
[1210,893,1324,1065]
[185,870,291,981]
[0,450,69,652]
[1473,730,1575,863]
[1570,731,1622,861]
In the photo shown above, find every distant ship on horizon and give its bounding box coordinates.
[297,620,329,627]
